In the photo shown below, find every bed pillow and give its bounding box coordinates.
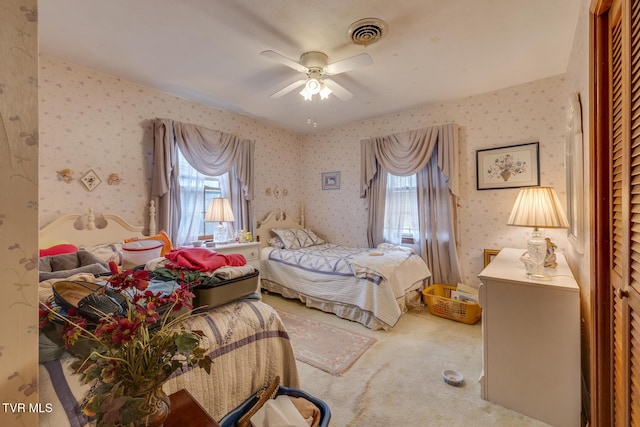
[39,264,110,281]
[39,250,110,281]
[39,243,78,257]
[271,228,324,249]
[268,237,285,249]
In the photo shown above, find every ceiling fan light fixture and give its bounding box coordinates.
[299,86,313,101]
[305,77,321,94]
[300,74,328,100]
[319,82,332,100]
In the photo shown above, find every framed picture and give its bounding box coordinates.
[322,171,340,190]
[81,169,102,192]
[483,249,500,267]
[476,142,540,190]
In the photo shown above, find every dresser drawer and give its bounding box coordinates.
[213,242,260,269]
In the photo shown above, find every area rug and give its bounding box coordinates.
[276,309,377,376]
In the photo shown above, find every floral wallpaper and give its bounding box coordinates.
[0,1,39,426]
[301,74,572,287]
[38,56,302,229]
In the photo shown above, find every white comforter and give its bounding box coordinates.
[261,243,431,329]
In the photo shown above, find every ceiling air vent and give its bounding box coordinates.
[347,18,388,47]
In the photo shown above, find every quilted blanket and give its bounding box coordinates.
[267,243,409,281]
[38,299,300,425]
[262,244,431,329]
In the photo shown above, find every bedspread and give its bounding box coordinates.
[262,244,431,329]
[38,299,300,425]
[267,243,417,280]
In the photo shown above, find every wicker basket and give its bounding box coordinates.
[422,284,481,325]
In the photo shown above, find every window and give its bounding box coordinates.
[383,173,419,245]
[176,150,229,245]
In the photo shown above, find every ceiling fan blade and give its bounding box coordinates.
[325,53,373,75]
[261,50,308,73]
[323,79,353,101]
[270,79,307,98]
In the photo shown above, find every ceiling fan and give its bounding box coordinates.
[261,50,373,101]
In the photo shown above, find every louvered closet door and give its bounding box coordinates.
[627,0,640,419]
[608,0,640,424]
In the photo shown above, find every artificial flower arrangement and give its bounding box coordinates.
[39,262,213,426]
[486,153,528,182]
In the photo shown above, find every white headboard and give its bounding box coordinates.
[39,201,156,248]
[255,207,305,248]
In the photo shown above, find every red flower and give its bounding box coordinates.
[94,318,118,341]
[135,301,161,324]
[167,287,194,311]
[38,302,53,328]
[130,270,150,291]
[108,261,119,275]
[111,318,141,345]
[107,267,150,292]
[61,318,87,349]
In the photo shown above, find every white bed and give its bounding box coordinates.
[255,209,432,330]
[38,204,299,425]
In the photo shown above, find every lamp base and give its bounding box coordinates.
[521,228,552,280]
[213,223,227,245]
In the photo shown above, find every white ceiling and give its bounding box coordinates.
[39,0,582,134]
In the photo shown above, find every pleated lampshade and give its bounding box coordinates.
[507,187,569,229]
[205,198,235,245]
[205,198,235,223]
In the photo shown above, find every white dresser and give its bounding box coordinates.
[477,247,580,427]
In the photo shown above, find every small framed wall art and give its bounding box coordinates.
[322,171,340,190]
[476,142,540,190]
[81,169,102,192]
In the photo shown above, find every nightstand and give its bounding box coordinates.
[212,241,261,270]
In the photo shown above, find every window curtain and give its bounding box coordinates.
[151,119,255,243]
[175,155,207,245]
[360,124,462,285]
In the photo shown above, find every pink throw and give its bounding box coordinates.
[165,248,246,272]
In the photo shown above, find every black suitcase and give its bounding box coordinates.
[193,270,260,309]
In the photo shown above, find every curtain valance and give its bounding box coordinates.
[360,124,459,198]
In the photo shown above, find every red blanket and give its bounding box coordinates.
[165,248,246,272]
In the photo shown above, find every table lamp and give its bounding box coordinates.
[507,187,569,279]
[205,198,235,245]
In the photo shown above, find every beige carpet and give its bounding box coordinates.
[263,293,552,427]
[276,309,377,375]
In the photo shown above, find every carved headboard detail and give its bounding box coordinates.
[255,207,305,248]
